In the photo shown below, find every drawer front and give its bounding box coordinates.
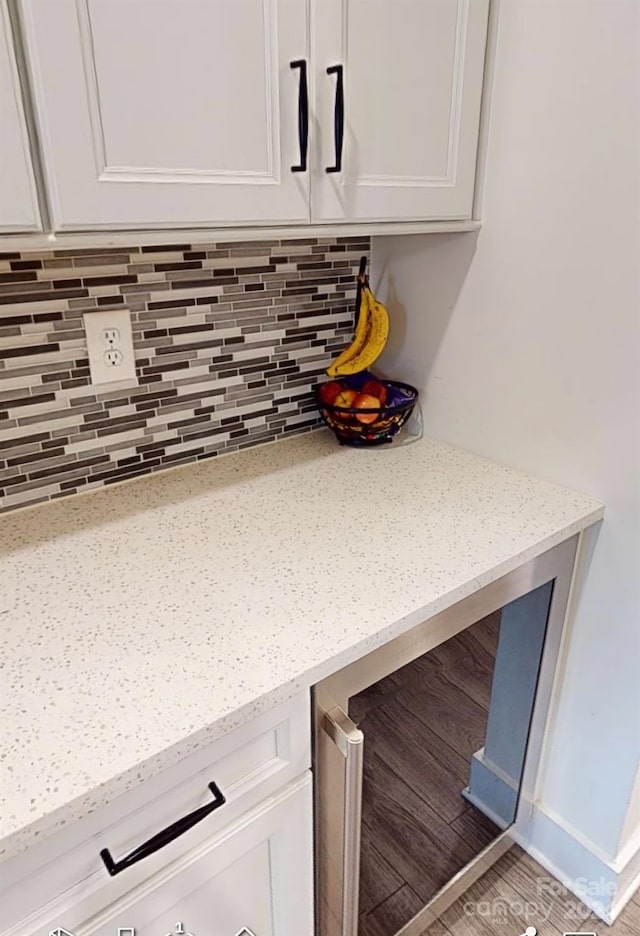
[27,775,313,936]
[1,692,310,934]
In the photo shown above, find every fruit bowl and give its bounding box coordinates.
[316,372,419,446]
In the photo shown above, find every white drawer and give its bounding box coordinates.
[23,774,313,936]
[1,692,310,935]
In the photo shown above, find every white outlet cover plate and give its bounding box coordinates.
[83,309,138,387]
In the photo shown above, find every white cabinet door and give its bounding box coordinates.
[20,0,310,230]
[28,776,314,936]
[0,0,40,232]
[311,0,489,222]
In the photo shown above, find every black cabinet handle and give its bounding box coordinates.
[100,781,226,877]
[326,64,344,173]
[290,59,309,172]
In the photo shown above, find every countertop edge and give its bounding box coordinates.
[0,503,604,864]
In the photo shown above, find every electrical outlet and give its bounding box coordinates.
[103,327,120,345]
[83,309,137,387]
[104,348,124,367]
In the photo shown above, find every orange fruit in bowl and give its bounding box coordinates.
[353,392,381,424]
[333,388,358,408]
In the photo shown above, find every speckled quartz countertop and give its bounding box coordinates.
[0,429,603,861]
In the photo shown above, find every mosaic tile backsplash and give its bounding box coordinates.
[0,236,370,512]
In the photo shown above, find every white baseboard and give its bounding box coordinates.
[514,802,640,924]
[464,747,520,829]
[612,828,640,921]
[616,818,640,874]
[461,786,510,832]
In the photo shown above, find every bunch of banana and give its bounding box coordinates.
[326,284,389,377]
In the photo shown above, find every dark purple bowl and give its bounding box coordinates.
[316,373,418,446]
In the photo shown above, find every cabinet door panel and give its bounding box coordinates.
[0,0,40,232]
[21,0,309,229]
[311,0,489,222]
[27,776,314,936]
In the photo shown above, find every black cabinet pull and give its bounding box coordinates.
[100,781,226,877]
[290,59,309,172]
[326,64,344,173]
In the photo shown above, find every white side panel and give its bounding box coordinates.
[20,0,309,229]
[311,0,489,222]
[0,0,40,231]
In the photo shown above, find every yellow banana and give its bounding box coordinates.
[326,287,371,377]
[326,286,389,377]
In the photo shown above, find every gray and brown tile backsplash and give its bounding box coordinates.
[0,236,369,512]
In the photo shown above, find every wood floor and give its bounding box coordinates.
[352,612,503,936]
[419,845,640,936]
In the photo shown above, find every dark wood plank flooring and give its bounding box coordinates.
[354,612,502,936]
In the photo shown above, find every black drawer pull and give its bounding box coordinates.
[290,59,309,172]
[100,781,226,877]
[326,64,344,173]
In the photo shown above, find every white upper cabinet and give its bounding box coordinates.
[15,0,490,233]
[311,0,490,222]
[19,0,310,229]
[0,0,40,232]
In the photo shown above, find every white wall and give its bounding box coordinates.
[373,0,640,871]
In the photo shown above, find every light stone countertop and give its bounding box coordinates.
[0,429,603,861]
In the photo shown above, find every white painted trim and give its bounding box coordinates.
[529,528,598,806]
[513,798,640,924]
[619,762,640,857]
[464,746,520,824]
[512,808,616,924]
[472,0,501,220]
[534,802,618,869]
[617,817,640,873]
[471,746,520,793]
[511,836,613,924]
[461,785,510,832]
[502,523,640,923]
[614,843,640,921]
[0,219,481,252]
[0,0,41,231]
